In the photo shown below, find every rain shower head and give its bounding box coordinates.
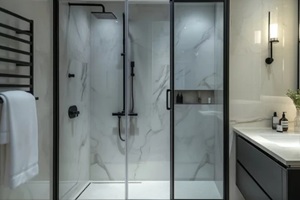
[68,3,117,20]
[92,12,117,20]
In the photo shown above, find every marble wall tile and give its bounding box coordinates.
[90,2,222,184]
[174,105,215,181]
[229,0,298,199]
[174,5,216,90]
[59,4,90,199]
[214,3,224,196]
[0,1,52,199]
[89,3,172,181]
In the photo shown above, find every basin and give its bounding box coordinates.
[261,134,300,148]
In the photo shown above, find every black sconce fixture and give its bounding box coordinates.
[265,11,279,64]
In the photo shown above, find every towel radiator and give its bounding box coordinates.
[0,7,38,101]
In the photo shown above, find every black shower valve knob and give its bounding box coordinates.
[68,105,80,119]
[68,73,75,78]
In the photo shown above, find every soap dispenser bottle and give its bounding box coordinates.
[272,112,279,130]
[279,112,288,131]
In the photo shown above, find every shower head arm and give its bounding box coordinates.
[68,3,105,12]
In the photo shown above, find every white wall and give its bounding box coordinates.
[229,0,298,199]
[0,0,52,199]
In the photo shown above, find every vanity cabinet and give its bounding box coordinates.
[236,134,300,200]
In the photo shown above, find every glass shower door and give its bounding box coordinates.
[172,1,224,199]
[126,1,171,199]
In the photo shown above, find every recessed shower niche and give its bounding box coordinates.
[57,0,228,200]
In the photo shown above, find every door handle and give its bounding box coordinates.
[166,89,171,110]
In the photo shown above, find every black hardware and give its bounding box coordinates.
[0,95,38,103]
[122,13,126,113]
[0,32,32,44]
[112,14,138,142]
[53,0,60,198]
[265,12,279,65]
[130,61,135,113]
[0,58,32,66]
[68,3,105,12]
[0,45,32,55]
[166,89,171,110]
[131,61,135,77]
[0,73,32,78]
[112,112,138,117]
[0,84,32,88]
[0,7,32,22]
[68,105,80,119]
[0,23,32,36]
[68,73,75,78]
[118,116,125,142]
[0,7,35,98]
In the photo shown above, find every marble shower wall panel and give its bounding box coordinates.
[127,8,170,180]
[59,4,90,199]
[89,2,125,181]
[0,1,52,199]
[175,105,215,181]
[214,4,224,196]
[174,5,215,90]
[90,3,171,181]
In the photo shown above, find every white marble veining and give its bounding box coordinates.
[89,3,172,181]
[234,127,300,167]
[174,4,216,90]
[59,3,90,199]
[89,3,221,184]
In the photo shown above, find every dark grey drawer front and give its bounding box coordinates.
[237,136,283,200]
[236,162,270,200]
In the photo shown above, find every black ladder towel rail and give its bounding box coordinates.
[0,6,37,100]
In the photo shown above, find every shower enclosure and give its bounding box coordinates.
[55,0,228,199]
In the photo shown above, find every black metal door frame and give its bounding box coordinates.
[53,0,229,199]
[53,0,59,199]
[169,0,229,199]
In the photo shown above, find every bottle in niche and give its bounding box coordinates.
[272,112,279,130]
[279,112,288,131]
[179,93,183,104]
[176,93,180,104]
[208,97,211,104]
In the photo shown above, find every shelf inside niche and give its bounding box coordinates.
[174,89,215,105]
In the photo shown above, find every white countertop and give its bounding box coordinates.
[233,127,300,167]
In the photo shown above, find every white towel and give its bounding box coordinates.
[0,91,39,188]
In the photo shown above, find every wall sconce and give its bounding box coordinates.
[265,12,279,64]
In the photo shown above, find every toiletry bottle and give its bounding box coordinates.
[208,97,212,104]
[279,112,288,131]
[180,93,183,104]
[272,112,279,130]
[176,93,180,104]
